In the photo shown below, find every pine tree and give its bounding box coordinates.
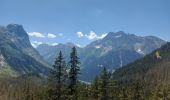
[132,80,144,100]
[108,79,119,100]
[77,82,90,100]
[48,51,66,100]
[99,67,109,100]
[91,75,100,100]
[68,47,80,100]
[120,86,129,100]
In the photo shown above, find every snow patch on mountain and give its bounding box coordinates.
[136,48,145,55]
[115,35,122,38]
[101,46,112,55]
[0,54,8,68]
[95,45,101,49]
[97,64,103,68]
[134,43,145,55]
[10,38,16,42]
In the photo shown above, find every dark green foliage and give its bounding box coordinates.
[68,47,80,99]
[108,80,119,100]
[91,76,100,99]
[90,67,119,100]
[47,51,67,100]
[99,67,109,100]
[132,80,144,100]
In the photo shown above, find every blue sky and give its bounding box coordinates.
[1,0,170,47]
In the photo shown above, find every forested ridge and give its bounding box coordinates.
[1,43,170,100]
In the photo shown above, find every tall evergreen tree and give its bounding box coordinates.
[68,47,80,100]
[48,51,66,100]
[108,79,119,100]
[99,67,109,100]
[91,75,100,100]
[120,86,129,100]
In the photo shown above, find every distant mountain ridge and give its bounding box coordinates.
[37,31,166,81]
[0,24,50,76]
[37,43,82,65]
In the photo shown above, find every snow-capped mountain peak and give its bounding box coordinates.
[115,35,122,38]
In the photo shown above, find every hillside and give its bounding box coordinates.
[113,42,170,84]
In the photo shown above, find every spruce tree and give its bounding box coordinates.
[120,87,129,100]
[108,79,119,100]
[48,51,66,100]
[99,67,109,100]
[91,75,100,99]
[68,47,80,100]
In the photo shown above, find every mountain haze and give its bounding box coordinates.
[37,43,82,64]
[36,31,166,81]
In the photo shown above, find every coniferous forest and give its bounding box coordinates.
[1,45,170,100]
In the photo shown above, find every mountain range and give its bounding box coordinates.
[36,31,166,81]
[0,24,167,81]
[0,24,50,77]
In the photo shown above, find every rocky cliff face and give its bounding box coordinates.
[0,24,50,76]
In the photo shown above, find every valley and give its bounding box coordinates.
[0,24,169,100]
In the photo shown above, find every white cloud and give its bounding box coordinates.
[51,43,59,46]
[31,41,43,48]
[47,33,57,38]
[76,32,84,38]
[28,32,45,38]
[85,31,97,40]
[85,31,108,40]
[28,32,63,39]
